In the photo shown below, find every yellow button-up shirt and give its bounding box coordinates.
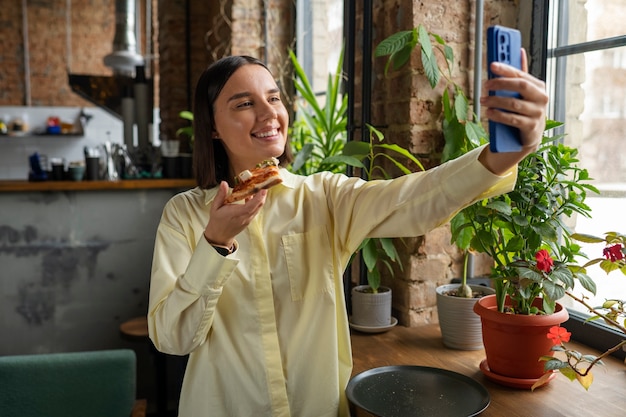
[148,145,515,417]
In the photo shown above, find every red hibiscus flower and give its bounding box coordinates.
[547,326,571,345]
[535,249,554,273]
[603,244,624,262]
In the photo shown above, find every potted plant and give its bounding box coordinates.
[342,125,424,330]
[435,252,495,350]
[446,127,598,388]
[374,23,623,390]
[289,48,425,330]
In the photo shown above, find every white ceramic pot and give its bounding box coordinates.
[436,283,495,350]
[351,285,392,327]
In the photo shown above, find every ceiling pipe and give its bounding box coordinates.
[104,0,144,76]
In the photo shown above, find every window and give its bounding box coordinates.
[295,0,344,96]
[542,0,626,355]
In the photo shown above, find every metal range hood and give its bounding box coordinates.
[68,0,148,119]
[103,0,144,75]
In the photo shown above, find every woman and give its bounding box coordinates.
[148,54,547,416]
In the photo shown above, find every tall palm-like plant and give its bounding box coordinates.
[288,50,424,292]
[289,49,349,175]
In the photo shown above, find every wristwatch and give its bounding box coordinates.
[211,243,234,256]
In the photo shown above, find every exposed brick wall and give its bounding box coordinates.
[365,0,520,326]
[157,0,293,150]
[0,0,115,107]
[158,0,199,149]
[0,1,25,104]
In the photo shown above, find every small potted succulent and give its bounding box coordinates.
[435,252,496,350]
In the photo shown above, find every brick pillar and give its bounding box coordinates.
[158,0,294,150]
[365,0,518,326]
[158,0,212,150]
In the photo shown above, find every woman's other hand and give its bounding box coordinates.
[203,181,267,248]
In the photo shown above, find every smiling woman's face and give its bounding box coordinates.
[212,63,289,176]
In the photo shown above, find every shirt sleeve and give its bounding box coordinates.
[328,144,517,253]
[148,199,239,355]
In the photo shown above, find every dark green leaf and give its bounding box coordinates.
[374,30,415,57]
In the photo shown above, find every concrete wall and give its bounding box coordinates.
[0,186,190,407]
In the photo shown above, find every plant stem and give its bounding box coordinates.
[565,291,626,334]
[567,339,626,377]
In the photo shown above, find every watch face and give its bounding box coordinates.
[213,245,231,256]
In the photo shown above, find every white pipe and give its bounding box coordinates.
[21,0,31,106]
[473,0,484,118]
[466,0,484,279]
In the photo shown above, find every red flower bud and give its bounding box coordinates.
[603,244,624,262]
[535,249,554,273]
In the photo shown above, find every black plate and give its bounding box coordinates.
[346,365,490,417]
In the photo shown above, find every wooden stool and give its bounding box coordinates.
[120,316,169,417]
[120,316,150,341]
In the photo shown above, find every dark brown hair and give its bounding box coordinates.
[192,55,293,189]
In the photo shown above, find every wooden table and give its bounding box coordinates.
[350,324,625,417]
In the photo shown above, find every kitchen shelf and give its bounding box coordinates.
[0,179,197,192]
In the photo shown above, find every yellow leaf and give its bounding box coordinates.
[531,372,554,391]
[559,367,578,381]
[576,371,594,390]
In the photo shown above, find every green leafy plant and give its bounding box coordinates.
[176,110,194,149]
[534,232,626,390]
[289,49,349,175]
[374,24,488,297]
[374,25,487,162]
[451,122,599,314]
[288,49,424,293]
[375,23,625,391]
[342,125,425,291]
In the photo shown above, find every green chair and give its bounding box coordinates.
[0,349,146,417]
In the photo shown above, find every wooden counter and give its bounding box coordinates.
[0,179,197,192]
[350,324,625,417]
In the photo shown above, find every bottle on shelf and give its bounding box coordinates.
[121,83,135,148]
[134,65,149,150]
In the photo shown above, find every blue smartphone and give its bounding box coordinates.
[487,25,523,153]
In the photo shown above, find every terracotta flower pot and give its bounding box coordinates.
[473,294,569,388]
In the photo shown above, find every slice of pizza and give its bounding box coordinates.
[224,157,283,204]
